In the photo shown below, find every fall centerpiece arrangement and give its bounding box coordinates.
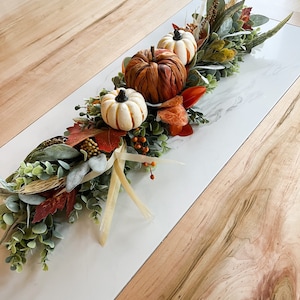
[0,0,291,272]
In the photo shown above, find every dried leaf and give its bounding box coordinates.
[33,193,66,223]
[159,95,183,108]
[157,105,188,127]
[33,190,76,223]
[94,128,126,153]
[65,123,103,147]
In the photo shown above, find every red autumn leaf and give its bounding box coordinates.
[32,190,77,223]
[181,86,206,109]
[178,123,193,136]
[240,7,253,30]
[157,104,188,127]
[33,193,66,223]
[66,123,103,147]
[169,123,193,136]
[94,128,126,153]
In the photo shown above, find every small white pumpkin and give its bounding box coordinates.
[157,29,197,65]
[100,88,148,131]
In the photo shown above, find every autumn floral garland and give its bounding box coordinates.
[0,0,291,272]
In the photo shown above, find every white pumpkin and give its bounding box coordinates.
[157,29,197,65]
[100,88,148,131]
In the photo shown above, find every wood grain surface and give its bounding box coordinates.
[116,1,300,299]
[0,0,191,147]
[117,76,300,299]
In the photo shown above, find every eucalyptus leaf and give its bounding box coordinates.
[5,195,21,213]
[18,193,45,205]
[27,240,37,249]
[32,165,44,176]
[57,160,70,170]
[44,161,54,175]
[5,201,19,214]
[57,166,65,178]
[23,228,37,239]
[250,14,269,27]
[42,239,55,248]
[3,213,14,225]
[53,230,64,239]
[27,144,80,162]
[74,202,83,210]
[16,264,23,273]
[66,161,90,192]
[86,197,99,210]
[32,222,47,234]
[87,154,107,173]
[0,178,13,191]
[12,231,24,242]
[38,173,51,180]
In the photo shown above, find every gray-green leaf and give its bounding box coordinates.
[27,240,37,249]
[3,213,14,225]
[18,193,45,205]
[218,17,233,37]
[250,14,269,27]
[32,222,47,234]
[88,154,107,173]
[66,162,90,192]
[26,144,80,162]
[5,195,20,213]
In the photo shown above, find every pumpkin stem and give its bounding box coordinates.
[150,46,156,62]
[115,89,128,103]
[173,29,182,41]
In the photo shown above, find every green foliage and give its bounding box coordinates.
[7,160,70,191]
[2,214,62,272]
[187,108,209,125]
[244,13,292,53]
[127,114,170,158]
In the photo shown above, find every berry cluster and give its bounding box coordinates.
[131,136,149,155]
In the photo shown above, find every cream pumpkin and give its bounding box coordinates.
[100,88,148,131]
[157,29,197,65]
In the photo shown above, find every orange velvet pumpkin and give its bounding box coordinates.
[124,47,187,104]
